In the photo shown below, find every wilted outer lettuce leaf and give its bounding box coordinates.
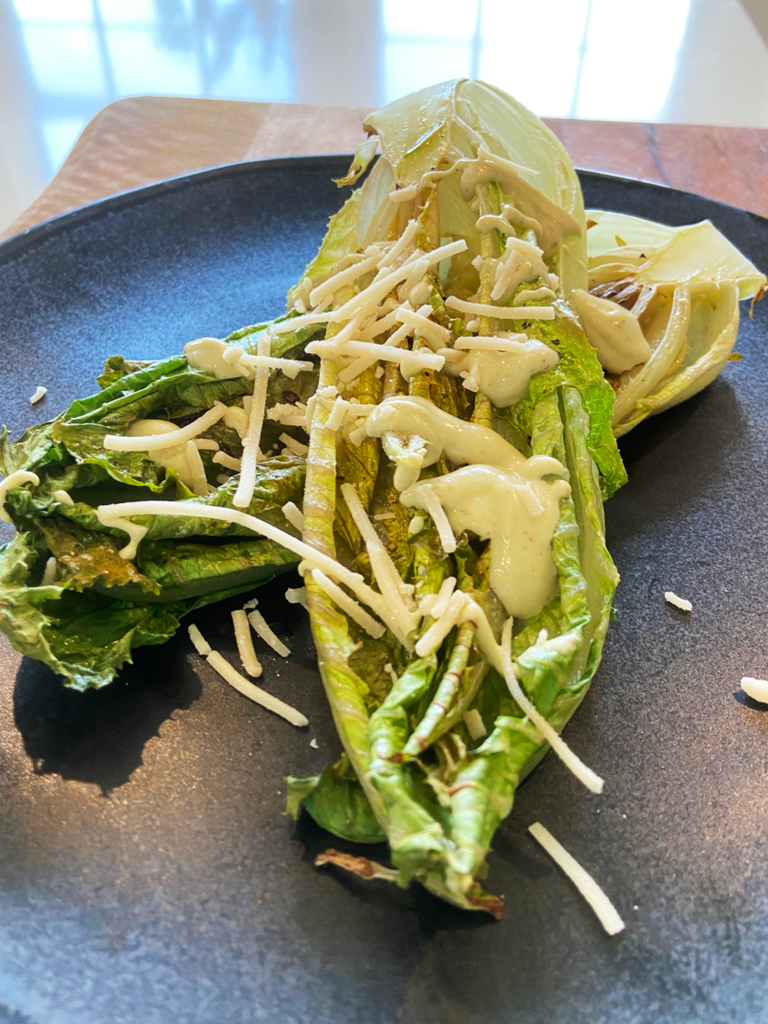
[286,755,386,844]
[364,79,587,296]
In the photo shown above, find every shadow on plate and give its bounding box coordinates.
[12,635,201,794]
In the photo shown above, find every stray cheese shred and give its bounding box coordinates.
[247,607,291,658]
[741,677,768,703]
[232,608,263,677]
[189,623,305,726]
[528,822,625,936]
[664,590,692,612]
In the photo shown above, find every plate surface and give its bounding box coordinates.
[1,157,768,1024]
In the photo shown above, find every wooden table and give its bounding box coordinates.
[3,96,768,241]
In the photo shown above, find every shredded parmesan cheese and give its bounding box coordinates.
[528,822,625,936]
[310,568,386,639]
[741,677,768,703]
[664,591,692,612]
[105,403,227,451]
[308,253,380,308]
[431,576,457,619]
[337,322,413,383]
[41,556,57,586]
[0,470,40,523]
[247,608,291,658]
[463,709,487,740]
[396,305,451,349]
[232,608,263,677]
[341,482,418,638]
[420,489,456,554]
[238,354,314,380]
[212,451,241,471]
[415,591,468,657]
[185,441,209,496]
[281,501,305,531]
[378,218,420,269]
[53,489,74,507]
[223,406,249,437]
[388,183,419,203]
[307,338,444,374]
[285,586,308,610]
[207,649,307,727]
[188,623,212,656]
[266,402,308,427]
[29,386,47,404]
[193,438,219,451]
[234,334,270,508]
[501,620,604,794]
[280,433,309,456]
[445,296,555,320]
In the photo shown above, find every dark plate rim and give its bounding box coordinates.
[2,155,767,265]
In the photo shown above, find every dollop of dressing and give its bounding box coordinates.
[459,148,582,257]
[445,339,559,407]
[184,337,244,379]
[571,289,651,375]
[366,397,570,619]
[127,419,196,489]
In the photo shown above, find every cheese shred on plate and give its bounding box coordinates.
[664,591,692,612]
[528,822,625,936]
[247,606,291,658]
[187,624,306,727]
[232,609,263,677]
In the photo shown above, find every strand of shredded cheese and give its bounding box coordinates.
[307,338,444,373]
[53,489,74,507]
[95,500,416,647]
[337,322,414,383]
[232,609,263,677]
[247,607,291,657]
[104,403,227,451]
[185,441,209,496]
[501,619,604,794]
[445,296,555,321]
[310,568,386,639]
[212,451,242,471]
[0,470,40,523]
[281,501,305,531]
[528,822,624,936]
[234,334,270,508]
[419,490,457,554]
[208,649,306,726]
[280,433,309,456]
[41,556,57,586]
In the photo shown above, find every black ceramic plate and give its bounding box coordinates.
[1,157,768,1024]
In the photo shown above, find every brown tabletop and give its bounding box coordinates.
[3,96,768,242]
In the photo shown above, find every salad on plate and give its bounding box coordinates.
[0,79,763,920]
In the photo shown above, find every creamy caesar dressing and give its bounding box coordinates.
[444,338,559,407]
[571,288,652,374]
[184,338,245,379]
[459,148,582,257]
[126,419,199,490]
[366,397,569,618]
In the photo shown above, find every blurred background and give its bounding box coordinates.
[1,0,768,233]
